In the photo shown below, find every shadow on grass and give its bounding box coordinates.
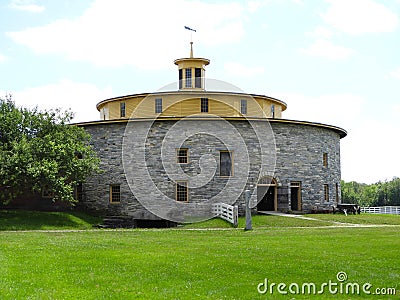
[0,210,102,231]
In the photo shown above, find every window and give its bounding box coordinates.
[195,68,202,88]
[323,153,328,167]
[155,98,162,113]
[324,184,329,202]
[240,99,247,115]
[271,104,275,118]
[120,102,126,118]
[179,69,183,89]
[185,68,192,88]
[201,98,208,113]
[110,185,121,203]
[220,151,233,177]
[177,148,188,164]
[176,181,188,202]
[101,107,109,120]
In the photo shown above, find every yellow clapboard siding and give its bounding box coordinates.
[108,102,120,119]
[209,99,234,116]
[181,99,200,116]
[163,101,182,117]
[97,92,286,120]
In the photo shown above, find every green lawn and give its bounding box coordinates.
[0,211,399,299]
[182,214,332,228]
[182,213,400,228]
[304,213,400,225]
[0,210,102,230]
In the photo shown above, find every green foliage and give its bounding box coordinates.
[341,178,400,206]
[0,95,100,203]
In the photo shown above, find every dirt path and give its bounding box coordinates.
[258,211,375,227]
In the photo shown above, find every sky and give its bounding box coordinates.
[1,0,400,184]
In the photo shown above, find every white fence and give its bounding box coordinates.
[361,206,400,215]
[212,203,238,227]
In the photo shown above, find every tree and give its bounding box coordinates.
[341,177,400,207]
[0,95,100,203]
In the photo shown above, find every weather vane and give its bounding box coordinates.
[184,25,196,42]
[184,26,196,57]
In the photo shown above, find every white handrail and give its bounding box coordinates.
[212,203,238,227]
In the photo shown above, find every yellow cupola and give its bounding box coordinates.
[174,42,210,91]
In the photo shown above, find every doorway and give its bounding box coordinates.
[290,181,302,211]
[257,177,277,211]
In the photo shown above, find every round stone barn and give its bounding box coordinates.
[77,44,346,223]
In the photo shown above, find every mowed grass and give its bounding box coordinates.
[182,214,331,228]
[183,213,400,228]
[0,228,399,298]
[304,213,400,225]
[0,211,399,299]
[0,210,102,230]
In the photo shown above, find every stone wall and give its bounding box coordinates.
[271,121,342,212]
[80,118,342,219]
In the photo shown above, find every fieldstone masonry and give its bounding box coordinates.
[79,118,342,220]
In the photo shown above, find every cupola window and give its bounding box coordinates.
[179,69,183,89]
[185,68,192,88]
[195,68,202,88]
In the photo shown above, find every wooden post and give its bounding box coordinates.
[245,190,252,231]
[233,205,238,228]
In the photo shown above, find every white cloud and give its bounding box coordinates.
[322,0,399,35]
[6,0,245,69]
[300,39,354,60]
[390,67,400,80]
[6,79,112,123]
[9,0,45,13]
[0,53,6,63]
[278,92,400,183]
[341,120,400,183]
[247,1,262,13]
[392,104,400,115]
[279,93,364,128]
[306,26,334,39]
[224,62,264,77]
